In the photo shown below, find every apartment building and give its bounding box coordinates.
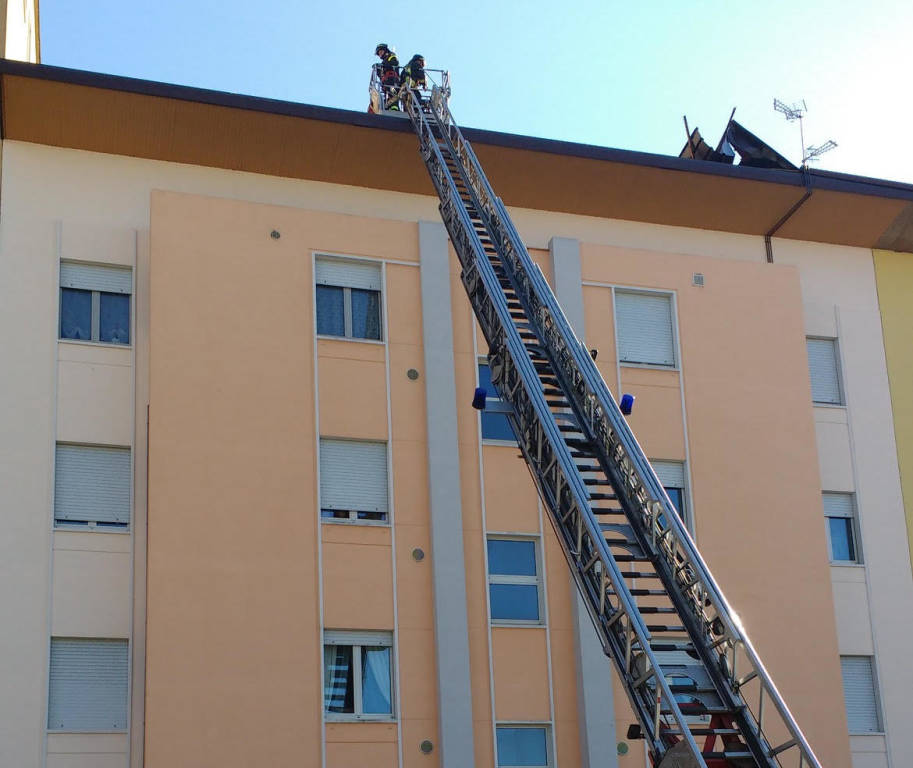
[1,59,912,768]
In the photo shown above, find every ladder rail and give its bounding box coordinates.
[406,92,711,765]
[426,86,823,768]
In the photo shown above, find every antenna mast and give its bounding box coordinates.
[773,98,837,168]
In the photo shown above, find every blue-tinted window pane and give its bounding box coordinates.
[828,517,856,561]
[316,285,345,336]
[351,289,381,340]
[489,584,539,621]
[323,644,354,713]
[60,288,92,340]
[497,727,548,766]
[488,540,536,576]
[99,292,130,344]
[361,646,392,714]
[482,412,516,441]
[478,363,505,398]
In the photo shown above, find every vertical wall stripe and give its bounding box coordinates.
[549,236,618,768]
[418,221,476,765]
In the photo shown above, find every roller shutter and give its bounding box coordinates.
[55,445,131,525]
[48,639,128,731]
[615,291,675,366]
[60,263,132,294]
[319,439,388,513]
[840,656,881,732]
[807,338,842,404]
[315,257,382,291]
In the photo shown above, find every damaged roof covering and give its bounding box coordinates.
[2,58,912,253]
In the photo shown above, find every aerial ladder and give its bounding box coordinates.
[375,73,823,768]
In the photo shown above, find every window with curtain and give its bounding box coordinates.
[315,256,382,341]
[651,459,687,527]
[323,631,393,719]
[59,262,132,345]
[487,538,541,623]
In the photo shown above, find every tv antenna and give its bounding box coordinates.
[773,98,837,168]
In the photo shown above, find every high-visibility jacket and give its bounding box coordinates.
[379,51,399,85]
[401,57,426,88]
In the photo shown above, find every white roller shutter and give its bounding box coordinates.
[615,291,675,366]
[60,262,132,294]
[319,439,388,513]
[840,656,881,732]
[807,338,842,404]
[325,630,393,647]
[823,492,854,517]
[651,461,685,489]
[48,639,128,731]
[315,257,382,292]
[55,444,131,525]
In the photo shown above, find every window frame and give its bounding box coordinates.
[477,359,516,445]
[58,262,133,347]
[823,491,862,564]
[613,287,678,370]
[486,535,544,626]
[650,459,689,529]
[314,254,384,343]
[495,723,553,768]
[840,654,884,734]
[323,631,395,722]
[806,336,845,406]
[318,438,391,526]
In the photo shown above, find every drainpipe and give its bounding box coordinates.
[764,166,813,263]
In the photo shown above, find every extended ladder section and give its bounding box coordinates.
[402,87,822,768]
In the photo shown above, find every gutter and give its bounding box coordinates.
[764,167,813,263]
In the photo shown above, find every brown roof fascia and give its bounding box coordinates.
[2,58,913,252]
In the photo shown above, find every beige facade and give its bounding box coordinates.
[2,62,913,768]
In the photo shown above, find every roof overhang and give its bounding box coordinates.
[2,59,912,253]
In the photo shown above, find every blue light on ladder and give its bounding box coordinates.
[472,387,488,410]
[620,393,635,415]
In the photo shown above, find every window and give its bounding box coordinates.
[55,444,131,529]
[651,460,687,526]
[478,362,515,442]
[319,439,389,523]
[487,538,541,623]
[496,726,550,767]
[840,656,882,733]
[323,631,394,719]
[823,492,860,563]
[615,290,676,367]
[315,256,382,341]
[59,262,132,345]
[807,338,843,405]
[48,638,128,731]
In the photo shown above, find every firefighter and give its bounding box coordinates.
[374,43,400,111]
[400,54,427,107]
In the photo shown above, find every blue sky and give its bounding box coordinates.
[40,0,911,183]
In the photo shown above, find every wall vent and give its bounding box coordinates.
[692,272,705,287]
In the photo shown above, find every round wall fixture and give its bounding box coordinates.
[420,740,433,754]
[412,547,425,562]
[617,742,629,755]
[407,368,420,380]
[270,230,281,239]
